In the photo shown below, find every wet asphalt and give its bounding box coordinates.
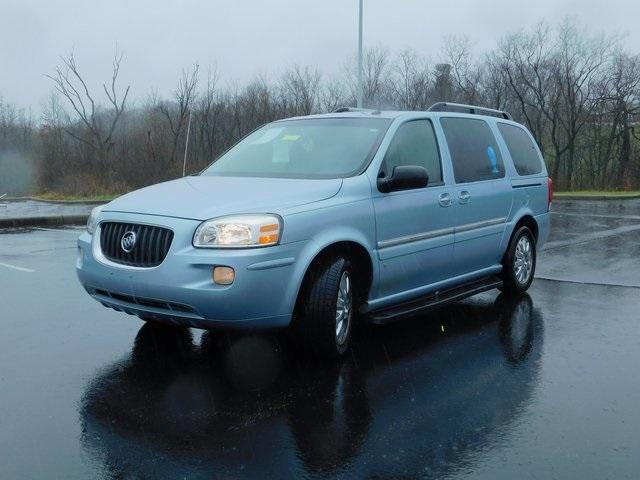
[1,200,640,479]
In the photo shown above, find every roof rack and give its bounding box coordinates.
[428,102,512,120]
[332,107,381,115]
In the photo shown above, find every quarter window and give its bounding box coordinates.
[498,123,543,176]
[440,117,505,183]
[381,120,442,185]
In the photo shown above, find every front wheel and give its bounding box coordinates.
[295,256,355,359]
[501,226,536,294]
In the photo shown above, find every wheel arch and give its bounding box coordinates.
[501,212,539,264]
[290,239,375,321]
[512,214,539,243]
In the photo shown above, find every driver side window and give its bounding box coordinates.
[381,120,442,184]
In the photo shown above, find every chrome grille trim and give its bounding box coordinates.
[98,222,174,268]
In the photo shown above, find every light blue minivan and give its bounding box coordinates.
[77,102,552,357]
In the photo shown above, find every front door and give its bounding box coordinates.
[372,119,456,301]
[439,117,513,276]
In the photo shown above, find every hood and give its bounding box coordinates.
[104,176,343,220]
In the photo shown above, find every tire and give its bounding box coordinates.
[501,226,536,294]
[288,361,371,472]
[296,255,355,359]
[495,293,534,363]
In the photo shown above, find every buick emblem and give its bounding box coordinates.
[120,231,137,253]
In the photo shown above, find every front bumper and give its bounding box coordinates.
[76,212,306,329]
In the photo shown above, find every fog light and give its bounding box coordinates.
[213,266,235,285]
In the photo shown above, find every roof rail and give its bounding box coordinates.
[332,107,380,114]
[428,102,512,120]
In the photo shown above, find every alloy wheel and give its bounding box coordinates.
[514,236,533,284]
[335,271,352,346]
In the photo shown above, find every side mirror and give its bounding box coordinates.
[377,165,429,193]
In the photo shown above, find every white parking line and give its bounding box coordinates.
[552,211,640,220]
[0,262,35,273]
[535,276,640,289]
[542,223,640,251]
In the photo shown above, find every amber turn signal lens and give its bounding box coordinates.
[260,223,279,233]
[213,266,235,285]
[258,234,279,244]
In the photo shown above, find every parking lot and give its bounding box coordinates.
[1,199,640,479]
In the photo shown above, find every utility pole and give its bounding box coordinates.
[182,110,192,177]
[357,0,364,108]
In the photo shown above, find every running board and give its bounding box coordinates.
[365,275,503,324]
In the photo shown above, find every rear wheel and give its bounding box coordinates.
[501,226,536,294]
[295,256,356,359]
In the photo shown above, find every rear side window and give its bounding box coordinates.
[382,120,442,184]
[497,123,543,176]
[440,117,505,183]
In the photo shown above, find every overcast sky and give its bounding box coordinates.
[2,0,640,113]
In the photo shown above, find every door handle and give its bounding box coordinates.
[459,190,471,204]
[438,193,452,207]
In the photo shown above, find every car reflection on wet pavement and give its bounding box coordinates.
[80,295,541,479]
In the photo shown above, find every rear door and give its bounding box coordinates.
[373,119,456,300]
[497,122,548,215]
[439,116,513,276]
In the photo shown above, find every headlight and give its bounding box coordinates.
[193,214,282,248]
[86,205,104,235]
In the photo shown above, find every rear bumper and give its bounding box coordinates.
[535,212,551,249]
[76,212,306,329]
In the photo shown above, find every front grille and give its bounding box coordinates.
[99,222,174,268]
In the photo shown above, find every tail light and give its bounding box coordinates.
[547,178,554,210]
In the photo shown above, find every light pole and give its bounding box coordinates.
[182,110,192,177]
[357,0,363,108]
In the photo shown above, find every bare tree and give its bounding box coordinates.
[5,19,639,197]
[442,35,483,104]
[197,69,223,162]
[433,63,454,102]
[320,78,351,112]
[552,20,617,187]
[601,53,640,187]
[480,52,510,110]
[46,50,130,166]
[391,49,431,110]
[494,23,554,157]
[280,65,322,115]
[158,63,200,168]
[346,47,391,108]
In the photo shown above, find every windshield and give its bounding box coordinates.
[200,117,391,179]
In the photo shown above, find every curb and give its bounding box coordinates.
[5,194,639,203]
[554,194,640,201]
[0,215,88,229]
[2,196,111,205]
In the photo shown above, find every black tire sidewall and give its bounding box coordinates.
[502,226,536,294]
[301,256,355,358]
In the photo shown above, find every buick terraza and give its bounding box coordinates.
[77,102,552,358]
